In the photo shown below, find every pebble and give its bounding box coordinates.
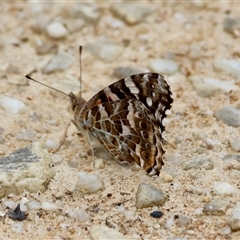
[135,183,166,209]
[182,157,214,171]
[0,142,55,198]
[2,200,15,209]
[0,95,26,114]
[35,42,57,55]
[65,19,84,33]
[219,226,231,236]
[26,201,41,210]
[223,17,240,35]
[42,50,75,74]
[46,22,68,39]
[214,59,240,76]
[90,225,127,240]
[75,171,105,194]
[214,106,240,127]
[229,137,240,151]
[227,203,240,231]
[41,202,58,211]
[66,207,89,221]
[16,128,37,141]
[203,199,230,215]
[45,139,58,149]
[175,214,190,228]
[86,40,123,62]
[148,58,179,75]
[111,3,153,25]
[73,5,100,24]
[112,66,142,79]
[166,237,187,240]
[11,222,23,233]
[189,76,239,97]
[150,211,163,218]
[213,182,236,196]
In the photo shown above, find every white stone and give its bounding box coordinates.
[229,137,240,151]
[189,76,239,97]
[213,182,236,195]
[0,95,26,114]
[46,22,68,39]
[75,171,104,194]
[148,58,179,75]
[41,202,58,211]
[45,139,58,149]
[90,225,127,240]
[26,201,41,210]
[2,200,15,209]
[214,59,240,76]
[227,204,240,230]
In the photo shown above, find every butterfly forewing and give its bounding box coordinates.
[73,72,173,176]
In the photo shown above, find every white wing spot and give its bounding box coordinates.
[146,97,153,106]
[125,80,140,94]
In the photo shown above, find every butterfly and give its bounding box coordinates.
[70,72,173,176]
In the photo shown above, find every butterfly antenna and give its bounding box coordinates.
[79,45,83,99]
[25,75,69,97]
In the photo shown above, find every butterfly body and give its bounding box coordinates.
[71,72,173,176]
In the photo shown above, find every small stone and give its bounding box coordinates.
[73,5,100,24]
[0,211,6,219]
[175,214,191,228]
[213,182,236,196]
[46,22,68,39]
[189,76,239,97]
[135,183,166,209]
[223,17,240,35]
[86,40,123,62]
[219,226,231,236]
[65,19,84,33]
[111,3,153,25]
[41,202,58,211]
[66,207,89,222]
[26,201,41,210]
[8,204,27,221]
[45,139,58,149]
[93,158,105,170]
[148,58,179,75]
[42,50,75,74]
[214,106,240,127]
[112,66,142,79]
[229,137,240,151]
[16,129,37,141]
[35,42,57,55]
[11,222,23,233]
[90,225,127,240]
[203,199,230,215]
[0,95,26,114]
[0,142,55,198]
[75,171,104,194]
[227,204,240,231]
[2,200,15,209]
[150,211,163,218]
[182,157,214,171]
[166,237,187,240]
[214,59,240,76]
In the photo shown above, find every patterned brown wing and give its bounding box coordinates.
[79,72,173,133]
[81,99,164,176]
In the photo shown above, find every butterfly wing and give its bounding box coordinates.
[80,72,173,133]
[83,99,164,176]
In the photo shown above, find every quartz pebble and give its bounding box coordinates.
[135,183,166,209]
[86,40,123,62]
[214,106,240,127]
[46,22,68,39]
[66,207,89,221]
[148,58,179,75]
[203,199,230,215]
[111,3,153,25]
[229,137,240,151]
[227,203,240,231]
[42,50,75,74]
[213,182,236,196]
[0,95,26,114]
[214,59,240,76]
[90,225,127,240]
[26,201,41,210]
[41,202,58,211]
[182,157,214,171]
[75,171,104,194]
[45,139,58,149]
[189,76,238,97]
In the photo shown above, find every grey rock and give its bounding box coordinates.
[111,3,154,25]
[86,40,123,62]
[0,142,55,199]
[0,95,26,114]
[214,106,240,127]
[227,203,240,231]
[135,183,166,209]
[214,59,240,76]
[112,66,142,79]
[182,157,214,170]
[222,154,240,162]
[203,199,230,215]
[223,17,240,35]
[229,137,240,151]
[42,50,75,74]
[213,182,236,196]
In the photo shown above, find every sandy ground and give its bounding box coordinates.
[0,2,240,239]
